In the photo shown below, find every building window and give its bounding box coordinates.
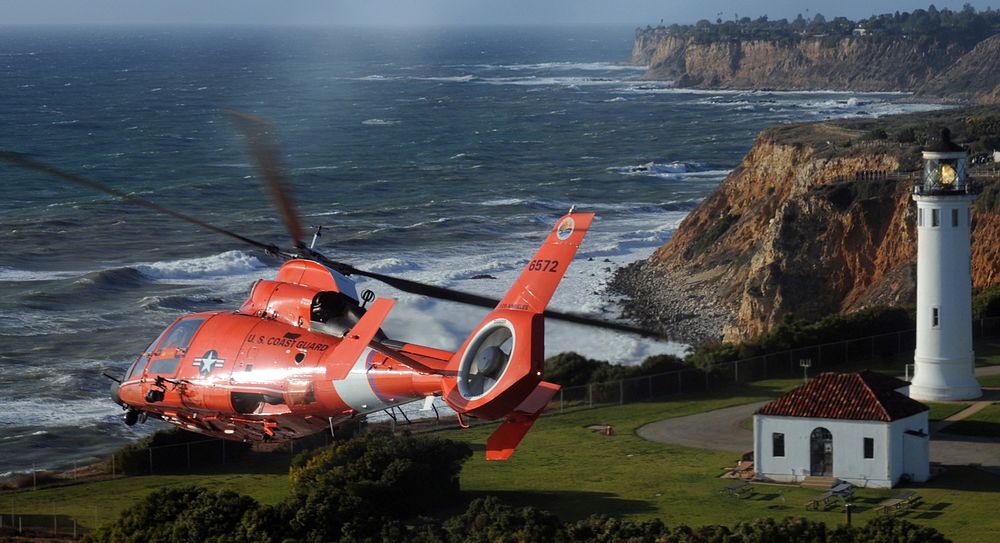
[918,208,923,227]
[932,307,940,328]
[952,208,959,227]
[864,437,874,459]
[773,432,785,457]
[932,209,940,227]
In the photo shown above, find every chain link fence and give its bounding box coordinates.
[1,317,997,536]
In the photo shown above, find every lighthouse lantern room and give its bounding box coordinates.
[909,129,982,401]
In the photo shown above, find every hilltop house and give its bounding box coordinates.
[753,371,929,488]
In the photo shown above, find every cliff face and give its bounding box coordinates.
[613,114,1000,343]
[633,34,966,91]
[917,34,1000,104]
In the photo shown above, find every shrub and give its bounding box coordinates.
[83,487,259,543]
[688,306,914,369]
[973,284,1000,319]
[444,497,566,543]
[284,431,472,542]
[108,427,250,475]
[895,127,917,143]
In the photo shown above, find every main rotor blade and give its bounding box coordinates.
[326,258,661,338]
[0,151,662,339]
[0,151,282,256]
[227,111,307,248]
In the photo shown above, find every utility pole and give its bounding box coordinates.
[800,359,812,384]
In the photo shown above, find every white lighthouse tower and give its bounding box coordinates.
[909,129,982,401]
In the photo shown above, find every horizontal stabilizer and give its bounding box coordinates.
[485,381,560,460]
[327,298,394,380]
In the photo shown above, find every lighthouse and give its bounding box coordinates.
[908,129,982,401]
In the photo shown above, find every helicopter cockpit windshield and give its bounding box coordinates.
[310,291,386,340]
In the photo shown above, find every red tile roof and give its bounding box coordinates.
[756,371,928,422]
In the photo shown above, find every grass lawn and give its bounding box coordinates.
[926,402,973,422]
[4,378,1000,541]
[444,386,1000,543]
[975,339,1000,366]
[978,373,1000,388]
[942,404,1000,438]
[1,452,291,531]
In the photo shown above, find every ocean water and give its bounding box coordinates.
[0,26,943,475]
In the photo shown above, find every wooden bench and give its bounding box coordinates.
[831,482,854,500]
[720,481,754,499]
[805,490,834,510]
[875,492,919,516]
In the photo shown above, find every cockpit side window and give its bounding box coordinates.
[147,318,206,375]
[310,292,386,340]
[126,326,173,380]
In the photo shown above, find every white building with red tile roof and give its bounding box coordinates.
[753,371,929,488]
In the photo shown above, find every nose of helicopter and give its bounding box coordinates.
[109,379,123,406]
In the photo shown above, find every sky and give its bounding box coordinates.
[0,1,997,26]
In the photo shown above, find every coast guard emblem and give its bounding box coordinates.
[556,217,574,240]
[193,350,225,376]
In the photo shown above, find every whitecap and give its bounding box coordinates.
[611,161,701,178]
[361,118,400,126]
[0,267,78,282]
[479,198,525,207]
[412,75,475,83]
[134,250,267,281]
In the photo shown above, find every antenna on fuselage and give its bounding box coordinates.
[310,225,323,250]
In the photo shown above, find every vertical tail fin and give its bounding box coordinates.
[497,212,594,313]
[441,211,593,432]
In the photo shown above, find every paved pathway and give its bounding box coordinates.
[636,401,763,452]
[637,372,1000,471]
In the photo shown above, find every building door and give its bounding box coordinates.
[810,427,833,476]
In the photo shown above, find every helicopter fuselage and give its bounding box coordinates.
[116,307,450,442]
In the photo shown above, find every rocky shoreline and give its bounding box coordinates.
[607,259,733,346]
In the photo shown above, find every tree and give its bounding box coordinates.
[284,431,472,542]
[444,497,566,543]
[83,487,260,543]
[854,516,951,543]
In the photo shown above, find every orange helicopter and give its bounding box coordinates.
[0,113,651,460]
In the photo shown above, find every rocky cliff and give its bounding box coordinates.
[611,108,1000,344]
[916,34,1000,103]
[631,33,967,92]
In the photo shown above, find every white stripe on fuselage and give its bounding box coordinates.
[332,347,399,413]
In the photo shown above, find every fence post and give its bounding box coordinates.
[111,454,115,478]
[222,440,226,464]
[559,388,564,412]
[619,380,624,405]
[588,384,593,407]
[148,448,153,475]
[677,371,682,394]
[734,360,739,383]
[648,375,653,399]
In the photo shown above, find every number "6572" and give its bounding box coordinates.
[527,259,559,272]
